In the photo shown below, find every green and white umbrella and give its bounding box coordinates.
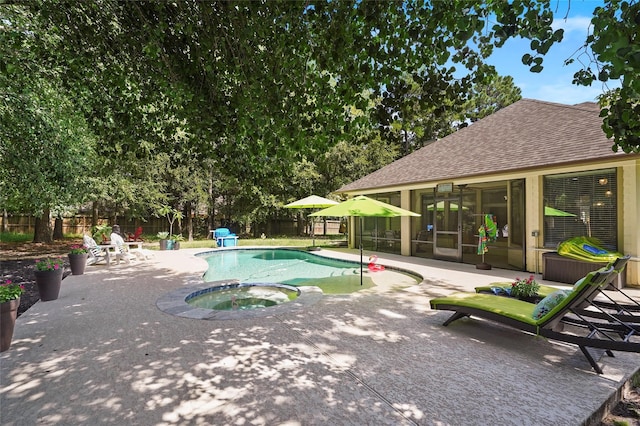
[544,206,576,217]
[311,195,420,285]
[285,195,339,248]
[427,201,467,211]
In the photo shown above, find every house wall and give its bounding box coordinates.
[622,159,640,286]
[349,157,640,286]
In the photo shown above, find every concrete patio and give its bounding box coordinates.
[1,247,638,425]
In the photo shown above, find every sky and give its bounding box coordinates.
[486,0,620,105]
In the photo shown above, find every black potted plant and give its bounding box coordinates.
[68,244,89,275]
[0,279,24,352]
[34,258,64,301]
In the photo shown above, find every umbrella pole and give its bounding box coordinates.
[360,217,363,286]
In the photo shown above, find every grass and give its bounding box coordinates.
[0,232,34,243]
[171,236,347,249]
[0,232,347,250]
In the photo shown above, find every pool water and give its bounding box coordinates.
[197,248,420,293]
[186,283,299,311]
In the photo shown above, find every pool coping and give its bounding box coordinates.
[156,278,324,320]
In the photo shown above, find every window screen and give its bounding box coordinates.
[543,169,617,249]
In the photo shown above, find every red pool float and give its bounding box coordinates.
[368,255,385,272]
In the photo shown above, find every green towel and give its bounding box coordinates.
[484,214,497,241]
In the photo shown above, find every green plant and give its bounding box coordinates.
[172,234,185,241]
[91,224,112,242]
[0,279,24,303]
[510,275,540,298]
[35,258,64,271]
[0,232,32,243]
[157,231,169,239]
[156,205,183,237]
[69,244,88,255]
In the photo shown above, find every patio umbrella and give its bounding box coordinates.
[310,195,420,285]
[426,201,467,211]
[284,195,339,248]
[544,206,576,217]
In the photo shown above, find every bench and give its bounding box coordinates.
[543,252,626,289]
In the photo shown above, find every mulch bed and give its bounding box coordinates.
[1,240,76,317]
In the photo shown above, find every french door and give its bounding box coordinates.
[433,194,462,261]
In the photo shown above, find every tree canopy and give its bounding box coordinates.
[1,0,638,240]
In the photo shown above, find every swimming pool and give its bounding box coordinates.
[156,248,421,319]
[196,248,421,293]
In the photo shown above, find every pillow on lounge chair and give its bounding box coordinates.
[572,277,585,291]
[532,289,572,320]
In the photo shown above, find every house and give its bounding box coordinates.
[335,99,640,286]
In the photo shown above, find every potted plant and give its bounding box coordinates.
[68,244,89,275]
[157,205,183,238]
[157,231,170,250]
[34,258,64,301]
[0,279,24,352]
[171,234,185,250]
[510,275,541,302]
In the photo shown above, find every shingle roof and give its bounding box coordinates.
[338,99,633,193]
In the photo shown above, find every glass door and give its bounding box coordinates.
[433,194,461,261]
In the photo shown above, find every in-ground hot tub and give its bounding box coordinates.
[185,282,299,311]
[156,279,323,320]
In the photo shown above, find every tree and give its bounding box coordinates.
[0,78,98,242]
[3,0,638,234]
[569,0,640,153]
[459,75,522,125]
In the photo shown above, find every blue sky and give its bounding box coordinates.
[487,0,620,104]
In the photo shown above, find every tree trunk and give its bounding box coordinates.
[91,201,98,228]
[208,174,215,233]
[33,209,53,243]
[2,209,7,233]
[53,215,64,240]
[185,202,193,241]
[296,211,303,236]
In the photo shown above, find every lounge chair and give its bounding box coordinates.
[110,235,137,264]
[430,266,640,373]
[475,256,633,314]
[83,235,109,265]
[126,226,144,242]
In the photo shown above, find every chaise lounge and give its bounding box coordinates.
[475,256,634,314]
[430,266,640,373]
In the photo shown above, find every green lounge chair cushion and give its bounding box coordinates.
[430,293,539,325]
[434,268,606,327]
[532,289,571,320]
[475,279,580,299]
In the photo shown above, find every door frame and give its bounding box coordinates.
[433,193,462,262]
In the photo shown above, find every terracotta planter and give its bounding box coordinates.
[68,253,88,275]
[34,269,63,301]
[0,297,20,352]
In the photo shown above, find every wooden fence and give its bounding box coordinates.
[2,215,342,238]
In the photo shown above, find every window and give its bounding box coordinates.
[543,169,617,249]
